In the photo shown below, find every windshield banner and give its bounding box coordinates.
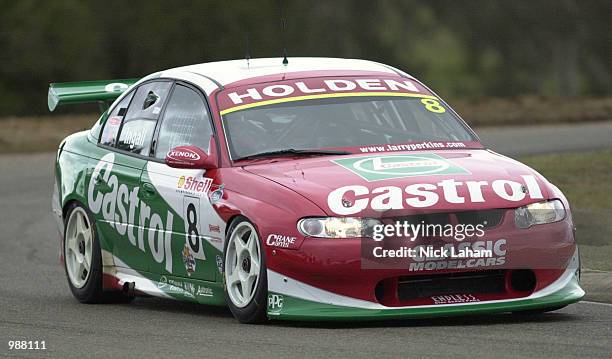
[218,76,436,115]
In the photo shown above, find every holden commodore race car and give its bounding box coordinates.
[49,57,584,323]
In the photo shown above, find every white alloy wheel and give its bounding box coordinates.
[64,207,94,289]
[225,221,262,308]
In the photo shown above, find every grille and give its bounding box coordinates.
[397,270,506,301]
[455,209,505,229]
[389,209,505,230]
[390,213,451,226]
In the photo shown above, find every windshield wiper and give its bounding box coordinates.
[235,149,351,161]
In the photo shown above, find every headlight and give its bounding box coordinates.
[515,199,566,229]
[298,217,382,238]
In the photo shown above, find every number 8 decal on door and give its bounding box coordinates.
[182,196,206,277]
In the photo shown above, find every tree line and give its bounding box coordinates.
[0,0,609,116]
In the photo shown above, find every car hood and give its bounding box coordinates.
[242,150,552,216]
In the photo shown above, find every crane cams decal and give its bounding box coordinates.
[88,153,174,273]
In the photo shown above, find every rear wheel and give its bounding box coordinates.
[63,202,131,303]
[223,218,267,323]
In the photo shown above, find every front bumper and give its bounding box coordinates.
[266,248,583,320]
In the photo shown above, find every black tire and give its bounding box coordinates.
[63,202,132,304]
[223,217,268,324]
[512,305,567,315]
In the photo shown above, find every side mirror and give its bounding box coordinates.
[165,138,217,170]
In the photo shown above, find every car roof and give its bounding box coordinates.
[163,57,412,88]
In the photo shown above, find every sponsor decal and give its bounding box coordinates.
[184,281,196,296]
[268,294,284,315]
[209,224,221,233]
[181,244,196,275]
[359,141,470,153]
[157,275,196,298]
[158,275,168,289]
[328,175,544,215]
[183,196,206,261]
[216,255,223,274]
[266,234,296,248]
[108,116,122,126]
[196,286,214,297]
[408,239,507,272]
[226,78,422,105]
[431,294,479,305]
[120,128,147,148]
[177,175,212,196]
[333,154,469,182]
[88,154,174,273]
[157,275,183,294]
[209,185,224,204]
[165,146,207,169]
[167,148,201,162]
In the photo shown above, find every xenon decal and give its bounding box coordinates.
[328,175,543,215]
[88,153,174,273]
[228,78,421,105]
[332,154,469,181]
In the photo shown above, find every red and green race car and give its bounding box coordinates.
[50,57,584,323]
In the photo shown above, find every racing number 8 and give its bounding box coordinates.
[186,203,200,253]
[421,98,446,113]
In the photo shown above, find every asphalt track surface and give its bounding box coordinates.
[2,123,612,358]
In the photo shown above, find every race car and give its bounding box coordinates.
[49,57,584,323]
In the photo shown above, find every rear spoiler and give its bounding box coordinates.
[47,78,139,112]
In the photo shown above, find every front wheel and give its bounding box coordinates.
[223,218,268,323]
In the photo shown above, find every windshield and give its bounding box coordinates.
[222,95,478,160]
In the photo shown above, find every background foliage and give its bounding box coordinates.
[0,0,610,116]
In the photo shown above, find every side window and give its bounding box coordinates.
[100,92,134,146]
[155,84,213,159]
[116,81,172,155]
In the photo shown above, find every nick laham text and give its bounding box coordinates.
[372,246,493,259]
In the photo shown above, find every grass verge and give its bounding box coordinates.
[520,150,612,271]
[0,114,96,153]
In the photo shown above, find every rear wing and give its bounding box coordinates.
[47,78,139,112]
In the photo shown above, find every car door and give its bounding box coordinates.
[90,89,149,272]
[142,82,222,281]
[103,80,173,273]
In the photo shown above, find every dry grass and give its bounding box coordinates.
[520,150,612,271]
[0,114,97,153]
[454,96,612,127]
